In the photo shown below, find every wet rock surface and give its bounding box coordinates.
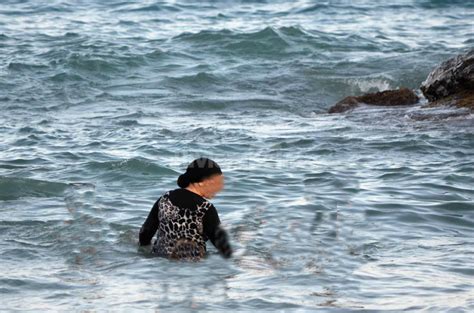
[328,88,419,113]
[420,49,474,102]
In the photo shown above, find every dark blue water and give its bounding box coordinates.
[1,0,473,311]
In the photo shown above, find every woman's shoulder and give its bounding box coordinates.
[166,188,207,208]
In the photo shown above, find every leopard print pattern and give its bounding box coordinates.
[151,191,213,261]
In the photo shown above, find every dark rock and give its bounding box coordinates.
[420,49,474,101]
[420,49,474,111]
[421,89,474,110]
[328,87,419,113]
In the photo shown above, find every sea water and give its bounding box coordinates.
[1,0,473,311]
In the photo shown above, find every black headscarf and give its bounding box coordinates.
[177,157,222,188]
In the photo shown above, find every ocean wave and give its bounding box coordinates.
[173,26,291,56]
[7,62,49,71]
[175,97,288,111]
[0,176,69,201]
[164,71,223,88]
[345,78,392,94]
[84,157,177,176]
[171,25,392,57]
[8,34,166,77]
[111,3,181,13]
[0,4,73,15]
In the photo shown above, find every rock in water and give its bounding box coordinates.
[328,87,419,113]
[420,49,474,102]
[327,49,473,114]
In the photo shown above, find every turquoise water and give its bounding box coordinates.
[1,0,474,311]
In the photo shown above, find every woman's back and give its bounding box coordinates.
[139,187,232,261]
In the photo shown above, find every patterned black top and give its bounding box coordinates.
[138,188,232,260]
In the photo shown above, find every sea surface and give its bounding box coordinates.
[1,0,473,311]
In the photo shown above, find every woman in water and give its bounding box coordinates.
[138,157,232,261]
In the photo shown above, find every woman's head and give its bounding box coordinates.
[177,157,224,199]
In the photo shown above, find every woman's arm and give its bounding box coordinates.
[203,203,232,258]
[138,197,161,246]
